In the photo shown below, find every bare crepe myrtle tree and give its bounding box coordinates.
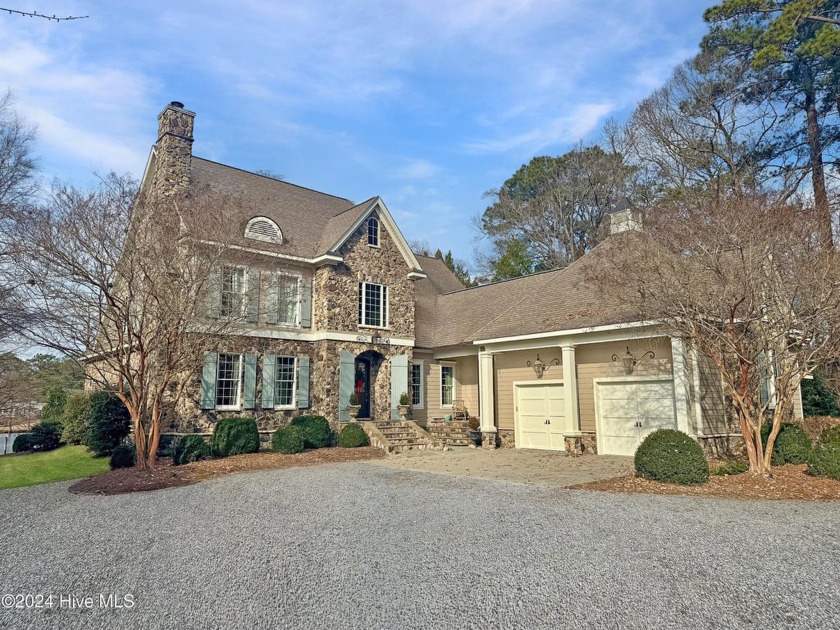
[593,195,840,475]
[17,173,259,468]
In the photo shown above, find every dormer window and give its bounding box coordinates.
[245,217,282,244]
[367,216,379,247]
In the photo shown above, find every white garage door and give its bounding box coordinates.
[596,379,676,456]
[515,383,565,450]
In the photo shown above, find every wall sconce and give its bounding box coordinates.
[612,346,655,375]
[527,354,560,379]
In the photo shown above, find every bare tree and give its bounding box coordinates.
[17,174,258,468]
[0,90,38,344]
[594,194,840,475]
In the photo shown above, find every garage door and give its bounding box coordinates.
[515,383,565,450]
[596,379,676,456]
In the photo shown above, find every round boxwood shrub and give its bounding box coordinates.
[109,443,136,469]
[289,415,333,449]
[634,429,709,485]
[819,425,840,446]
[211,417,260,457]
[711,460,749,476]
[762,423,812,465]
[12,433,33,453]
[173,435,210,465]
[338,423,370,448]
[272,426,305,454]
[86,392,132,457]
[807,442,840,480]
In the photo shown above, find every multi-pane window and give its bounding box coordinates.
[411,363,423,407]
[367,216,379,247]
[358,282,388,328]
[216,353,242,408]
[441,365,455,407]
[276,275,299,325]
[274,356,297,407]
[220,267,245,318]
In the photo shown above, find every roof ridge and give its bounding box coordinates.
[328,197,377,219]
[192,156,354,204]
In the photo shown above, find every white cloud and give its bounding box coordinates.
[392,159,440,180]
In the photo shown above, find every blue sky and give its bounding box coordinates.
[1,1,709,267]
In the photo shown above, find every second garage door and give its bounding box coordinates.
[515,383,566,450]
[596,379,676,456]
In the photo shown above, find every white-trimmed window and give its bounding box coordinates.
[220,266,246,318]
[441,364,455,407]
[358,282,389,328]
[216,353,242,408]
[411,362,424,408]
[274,274,300,325]
[367,216,379,247]
[274,356,297,408]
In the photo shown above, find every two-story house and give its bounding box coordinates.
[143,102,802,457]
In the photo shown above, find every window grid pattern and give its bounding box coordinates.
[367,217,379,246]
[441,365,455,407]
[275,356,296,407]
[277,275,299,325]
[220,267,245,318]
[411,363,422,407]
[358,282,388,327]
[216,353,242,407]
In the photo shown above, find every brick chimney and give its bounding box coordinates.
[151,101,195,198]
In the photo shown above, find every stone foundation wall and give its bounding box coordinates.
[564,433,598,456]
[698,434,746,459]
[498,429,515,448]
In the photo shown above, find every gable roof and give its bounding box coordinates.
[415,255,466,294]
[417,237,641,348]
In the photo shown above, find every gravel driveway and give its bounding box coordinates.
[1,463,839,629]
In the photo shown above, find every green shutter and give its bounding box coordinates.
[245,269,260,323]
[262,354,276,408]
[297,356,310,409]
[265,275,279,325]
[243,353,257,409]
[339,349,355,421]
[206,269,221,319]
[201,352,218,410]
[300,279,313,328]
[390,354,409,420]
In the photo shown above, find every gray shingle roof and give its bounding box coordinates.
[189,157,357,258]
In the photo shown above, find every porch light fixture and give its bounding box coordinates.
[612,346,655,375]
[527,354,560,379]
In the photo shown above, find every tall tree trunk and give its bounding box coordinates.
[805,87,832,249]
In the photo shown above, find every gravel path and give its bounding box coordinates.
[1,463,839,629]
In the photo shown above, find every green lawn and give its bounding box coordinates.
[0,445,110,490]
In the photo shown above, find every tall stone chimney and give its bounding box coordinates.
[608,198,642,235]
[151,101,195,198]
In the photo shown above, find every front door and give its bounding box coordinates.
[355,357,371,419]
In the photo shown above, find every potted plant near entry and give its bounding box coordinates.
[348,392,361,421]
[398,392,411,420]
[468,416,481,446]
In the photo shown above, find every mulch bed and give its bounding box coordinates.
[571,464,840,501]
[69,447,385,496]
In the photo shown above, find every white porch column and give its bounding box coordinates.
[671,337,692,435]
[561,344,580,434]
[691,344,704,436]
[478,351,496,443]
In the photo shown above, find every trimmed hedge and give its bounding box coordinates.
[807,442,840,480]
[763,423,812,465]
[61,391,92,445]
[211,417,260,457]
[819,425,840,446]
[634,429,709,485]
[272,426,305,454]
[86,392,132,457]
[338,423,369,448]
[173,435,210,465]
[289,415,333,449]
[12,433,33,453]
[109,443,136,469]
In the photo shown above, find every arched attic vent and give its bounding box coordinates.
[245,217,283,244]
